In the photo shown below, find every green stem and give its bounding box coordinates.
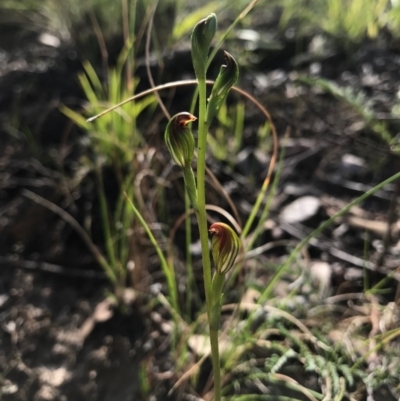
[259,170,400,304]
[183,166,198,211]
[196,76,213,318]
[184,191,194,320]
[210,272,225,401]
[182,166,197,320]
[210,273,225,330]
[96,164,117,273]
[242,176,269,239]
[210,326,222,401]
[123,192,179,315]
[206,0,260,71]
[350,328,400,373]
[196,74,220,400]
[245,145,285,251]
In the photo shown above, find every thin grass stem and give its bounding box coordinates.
[259,171,400,304]
[96,164,118,275]
[246,143,286,251]
[206,0,260,70]
[22,189,116,283]
[123,192,179,315]
[350,327,400,372]
[184,191,194,320]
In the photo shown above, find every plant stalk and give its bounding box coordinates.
[182,166,198,211]
[259,170,400,304]
[196,76,213,319]
[123,192,179,315]
[209,273,225,401]
[209,327,222,401]
[196,75,221,400]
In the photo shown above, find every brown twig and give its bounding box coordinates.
[205,165,242,228]
[145,0,170,120]
[22,189,114,282]
[367,295,380,368]
[122,0,133,91]
[86,80,279,221]
[87,2,109,84]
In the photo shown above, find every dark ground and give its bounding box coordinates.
[1,11,400,401]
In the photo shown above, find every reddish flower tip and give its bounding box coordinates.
[209,222,240,275]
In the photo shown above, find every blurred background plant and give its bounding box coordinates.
[3,0,400,53]
[0,0,176,55]
[280,0,400,41]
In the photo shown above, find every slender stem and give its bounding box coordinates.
[182,166,197,320]
[184,191,193,320]
[210,273,225,328]
[196,74,220,400]
[182,166,198,211]
[123,192,179,315]
[209,327,222,401]
[350,328,400,373]
[209,272,225,401]
[96,164,117,272]
[242,176,270,239]
[245,145,286,251]
[259,170,400,304]
[22,189,116,283]
[206,0,260,71]
[196,77,213,319]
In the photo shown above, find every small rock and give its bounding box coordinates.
[0,294,9,307]
[1,380,18,394]
[279,196,321,223]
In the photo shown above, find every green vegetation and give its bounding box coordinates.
[300,76,394,148]
[4,0,400,49]
[3,0,400,400]
[83,5,400,399]
[280,0,400,40]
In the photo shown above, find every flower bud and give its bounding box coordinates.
[209,222,240,275]
[206,51,239,125]
[164,112,197,168]
[191,13,217,79]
